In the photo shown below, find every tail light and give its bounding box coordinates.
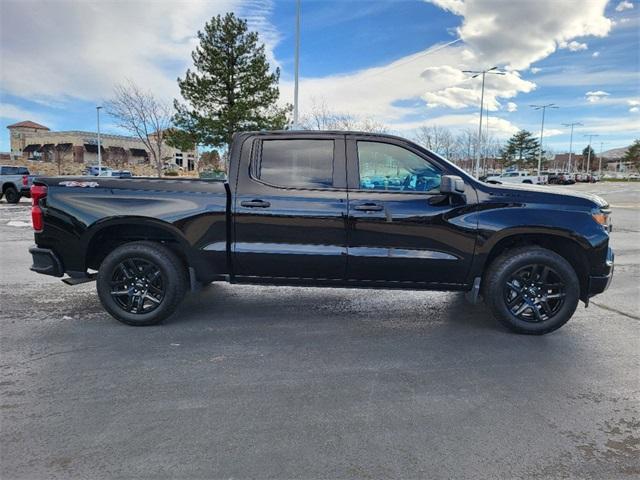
[22,175,28,186]
[31,184,47,232]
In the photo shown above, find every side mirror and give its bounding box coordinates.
[440,175,465,194]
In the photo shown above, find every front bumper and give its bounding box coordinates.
[29,246,64,277]
[588,247,614,296]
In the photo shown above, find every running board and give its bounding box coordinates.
[62,273,96,285]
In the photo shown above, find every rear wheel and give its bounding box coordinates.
[96,241,187,326]
[484,247,580,334]
[4,186,20,204]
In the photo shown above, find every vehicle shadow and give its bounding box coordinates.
[171,282,502,334]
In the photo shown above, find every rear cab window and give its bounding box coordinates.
[1,166,29,175]
[253,139,335,189]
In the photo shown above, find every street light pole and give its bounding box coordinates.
[598,141,606,177]
[561,122,582,172]
[96,106,103,172]
[530,104,559,175]
[293,0,301,128]
[583,134,599,173]
[463,66,506,178]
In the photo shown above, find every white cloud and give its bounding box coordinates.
[630,107,640,113]
[543,128,564,137]
[388,113,520,137]
[279,43,537,128]
[615,1,634,12]
[506,102,518,112]
[585,90,611,102]
[0,0,266,104]
[425,0,611,69]
[592,51,601,57]
[559,40,589,51]
[530,67,542,74]
[629,100,640,112]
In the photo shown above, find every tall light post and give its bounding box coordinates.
[583,134,599,173]
[292,0,301,128]
[463,67,506,177]
[96,106,103,172]
[530,103,559,175]
[561,122,582,172]
[598,141,606,177]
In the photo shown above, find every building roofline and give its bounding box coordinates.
[7,120,50,130]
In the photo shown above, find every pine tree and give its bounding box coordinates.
[622,139,640,172]
[172,13,290,155]
[502,130,540,167]
[582,145,596,171]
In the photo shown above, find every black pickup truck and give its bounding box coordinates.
[29,131,614,334]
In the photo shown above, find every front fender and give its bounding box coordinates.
[466,204,609,282]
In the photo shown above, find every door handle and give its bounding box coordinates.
[241,199,271,208]
[354,203,384,212]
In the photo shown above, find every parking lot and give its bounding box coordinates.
[1,182,638,479]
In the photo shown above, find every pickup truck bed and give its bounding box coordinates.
[29,131,614,335]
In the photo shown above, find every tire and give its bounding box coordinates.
[484,247,580,335]
[96,241,187,326]
[522,180,532,184]
[4,186,20,204]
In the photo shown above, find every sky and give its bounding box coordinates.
[0,0,638,155]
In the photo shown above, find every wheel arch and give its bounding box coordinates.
[83,217,193,273]
[480,232,590,300]
[2,181,18,192]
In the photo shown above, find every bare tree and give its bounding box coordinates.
[105,80,172,177]
[57,144,72,174]
[300,99,387,133]
[414,126,456,159]
[106,146,130,169]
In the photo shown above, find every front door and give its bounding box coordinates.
[346,137,476,286]
[233,134,348,281]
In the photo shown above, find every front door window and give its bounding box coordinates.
[357,141,441,193]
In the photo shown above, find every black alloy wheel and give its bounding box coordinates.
[109,258,165,315]
[504,264,566,322]
[484,246,580,335]
[97,241,187,326]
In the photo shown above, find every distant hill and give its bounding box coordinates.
[601,146,630,159]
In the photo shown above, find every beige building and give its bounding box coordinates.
[7,121,197,171]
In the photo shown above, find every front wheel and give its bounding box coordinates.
[484,247,580,334]
[96,241,187,326]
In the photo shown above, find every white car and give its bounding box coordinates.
[485,171,548,185]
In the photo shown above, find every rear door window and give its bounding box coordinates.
[254,139,334,189]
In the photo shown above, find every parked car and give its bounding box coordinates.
[28,131,613,335]
[558,172,576,185]
[485,170,548,185]
[84,165,113,176]
[98,170,132,178]
[1,165,35,203]
[576,173,598,183]
[543,171,560,184]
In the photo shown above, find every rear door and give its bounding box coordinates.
[345,136,476,286]
[233,134,348,281]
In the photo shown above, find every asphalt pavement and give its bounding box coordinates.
[1,182,638,479]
